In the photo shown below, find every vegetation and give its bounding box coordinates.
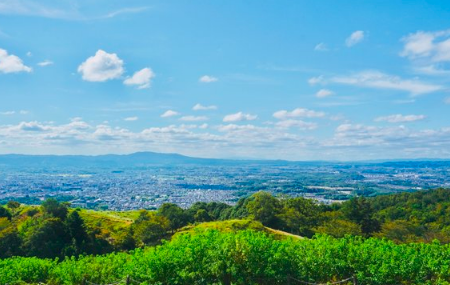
[3,189,450,260]
[2,230,450,284]
[3,188,450,283]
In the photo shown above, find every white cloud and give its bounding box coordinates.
[123,67,155,89]
[199,75,218,83]
[374,114,426,123]
[19,110,29,115]
[331,70,442,96]
[223,112,257,122]
[160,110,180,118]
[308,75,324,85]
[314,43,328,51]
[0,48,32,73]
[124,116,138,121]
[77,50,124,82]
[26,51,32,57]
[2,118,450,160]
[0,0,77,19]
[102,7,149,19]
[17,121,48,132]
[445,97,450,104]
[400,30,450,62]
[0,111,15,115]
[345,30,365,47]
[316,89,334,98]
[192,103,217,111]
[273,108,325,119]
[275,119,318,130]
[37,60,53,67]
[413,65,450,76]
[180,116,208,122]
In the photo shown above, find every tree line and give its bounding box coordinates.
[2,188,450,259]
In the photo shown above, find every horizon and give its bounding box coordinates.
[1,150,450,163]
[1,1,450,160]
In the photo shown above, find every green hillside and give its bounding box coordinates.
[2,189,450,284]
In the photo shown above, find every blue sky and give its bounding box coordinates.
[1,0,450,160]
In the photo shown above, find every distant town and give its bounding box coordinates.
[1,153,450,210]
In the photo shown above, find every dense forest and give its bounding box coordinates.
[2,189,450,284]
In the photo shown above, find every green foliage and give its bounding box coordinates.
[277,197,321,237]
[0,206,12,220]
[7,200,21,210]
[194,209,212,223]
[131,210,170,246]
[3,230,450,285]
[22,217,69,259]
[246,191,282,227]
[341,197,381,235]
[158,203,189,231]
[41,198,69,220]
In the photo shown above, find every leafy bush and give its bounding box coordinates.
[2,230,450,285]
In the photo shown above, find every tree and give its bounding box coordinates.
[277,197,321,237]
[65,210,88,248]
[0,206,12,220]
[0,227,22,258]
[7,200,20,210]
[158,203,188,232]
[41,198,68,220]
[341,197,380,235]
[194,209,212,223]
[132,211,170,246]
[23,218,69,258]
[246,192,282,228]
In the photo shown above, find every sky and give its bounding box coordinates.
[1,0,450,160]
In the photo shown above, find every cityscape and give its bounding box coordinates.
[1,154,449,210]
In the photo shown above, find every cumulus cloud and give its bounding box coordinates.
[345,31,365,47]
[161,110,180,118]
[375,114,426,123]
[0,48,32,73]
[273,108,325,119]
[180,116,208,122]
[192,103,217,111]
[316,89,334,98]
[77,50,124,82]
[123,67,155,89]
[331,70,442,96]
[1,118,450,160]
[223,112,257,122]
[37,60,53,67]
[124,116,138,121]
[18,121,48,132]
[199,75,218,83]
[275,119,318,130]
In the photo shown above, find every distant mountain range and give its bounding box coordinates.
[0,152,449,169]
